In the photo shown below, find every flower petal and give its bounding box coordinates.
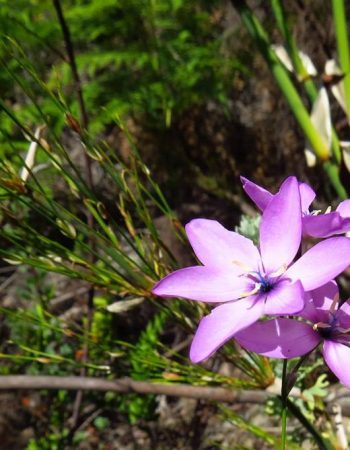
[336,299,350,329]
[240,176,273,211]
[302,212,344,238]
[286,237,350,291]
[299,182,316,213]
[337,199,350,218]
[152,266,252,303]
[185,219,260,269]
[235,318,320,358]
[323,341,350,389]
[301,281,338,322]
[263,280,305,315]
[189,297,264,362]
[260,177,302,272]
[311,281,339,310]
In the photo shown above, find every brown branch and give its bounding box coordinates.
[0,375,267,404]
[52,0,93,188]
[2,375,350,417]
[52,0,89,130]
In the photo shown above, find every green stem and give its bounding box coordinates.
[231,0,329,161]
[270,0,307,78]
[332,0,350,117]
[270,0,342,166]
[323,161,347,200]
[280,359,288,450]
[286,399,330,450]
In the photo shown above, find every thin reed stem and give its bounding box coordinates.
[280,359,288,450]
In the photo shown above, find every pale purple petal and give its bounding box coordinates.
[240,176,273,211]
[189,297,264,362]
[301,281,338,322]
[311,281,338,309]
[302,212,343,238]
[185,219,260,269]
[263,280,305,315]
[336,299,350,329]
[299,182,316,213]
[336,199,350,217]
[235,318,320,358]
[152,266,252,303]
[286,237,350,291]
[260,177,302,272]
[323,341,350,389]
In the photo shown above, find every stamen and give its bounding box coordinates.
[313,322,331,331]
[337,327,350,334]
[269,264,287,278]
[240,284,261,298]
[329,293,340,314]
[232,260,252,272]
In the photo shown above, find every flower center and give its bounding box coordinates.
[259,278,273,293]
[312,294,350,344]
[315,324,334,339]
[250,271,275,294]
[237,265,286,299]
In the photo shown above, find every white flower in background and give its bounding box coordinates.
[272,44,317,79]
[324,59,349,120]
[272,45,350,168]
[305,87,332,167]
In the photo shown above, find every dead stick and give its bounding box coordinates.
[0,375,267,404]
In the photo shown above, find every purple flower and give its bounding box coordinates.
[153,177,350,363]
[235,282,350,389]
[241,176,350,238]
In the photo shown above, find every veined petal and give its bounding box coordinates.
[189,296,264,363]
[185,219,260,269]
[323,341,350,389]
[152,266,252,303]
[303,212,343,238]
[235,318,320,358]
[260,177,302,272]
[240,176,273,211]
[286,237,350,291]
[299,182,316,213]
[263,280,305,315]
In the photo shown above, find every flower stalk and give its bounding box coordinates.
[280,358,288,450]
[332,0,350,119]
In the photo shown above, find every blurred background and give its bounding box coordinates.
[0,1,348,449]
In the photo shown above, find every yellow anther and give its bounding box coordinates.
[232,260,252,272]
[269,264,288,278]
[313,322,330,331]
[240,284,261,298]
